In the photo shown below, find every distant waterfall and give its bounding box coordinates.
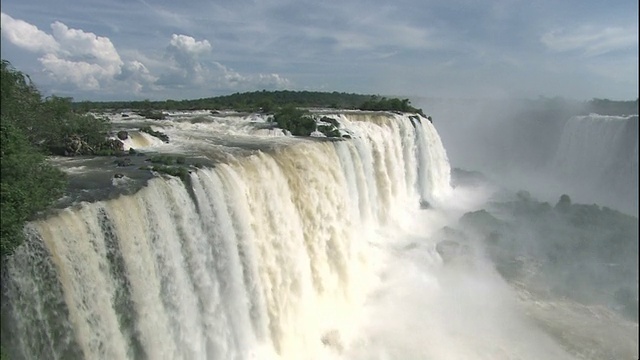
[551,114,638,213]
[1,113,452,360]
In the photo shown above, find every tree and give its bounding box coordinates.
[273,106,316,136]
[555,194,572,212]
[1,61,68,256]
[1,116,66,256]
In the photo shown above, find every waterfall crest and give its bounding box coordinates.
[1,112,452,360]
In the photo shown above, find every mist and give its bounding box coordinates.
[415,97,639,216]
[375,96,640,359]
[339,171,638,359]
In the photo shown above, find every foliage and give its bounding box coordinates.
[150,165,190,180]
[147,155,177,165]
[584,98,638,116]
[555,194,571,212]
[317,124,341,137]
[272,106,316,136]
[0,60,114,256]
[315,116,342,137]
[1,61,111,156]
[358,97,425,116]
[1,111,66,257]
[70,90,427,115]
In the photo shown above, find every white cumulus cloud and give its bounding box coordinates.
[1,14,290,97]
[169,34,212,55]
[0,12,59,53]
[50,21,123,72]
[160,34,213,85]
[213,62,291,89]
[39,53,107,90]
[0,12,154,93]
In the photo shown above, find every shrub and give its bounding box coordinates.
[151,165,190,181]
[148,155,175,165]
[273,106,316,136]
[0,120,66,256]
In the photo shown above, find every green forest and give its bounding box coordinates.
[73,89,427,115]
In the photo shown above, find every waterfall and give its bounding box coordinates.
[551,114,638,213]
[1,113,452,360]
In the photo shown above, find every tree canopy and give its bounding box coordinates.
[0,61,68,255]
[1,60,114,256]
[71,90,427,116]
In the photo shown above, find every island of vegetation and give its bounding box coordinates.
[73,89,428,115]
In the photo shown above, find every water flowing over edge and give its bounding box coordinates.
[1,113,452,360]
[550,114,638,214]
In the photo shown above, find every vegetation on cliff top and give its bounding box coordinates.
[1,61,62,256]
[73,90,427,115]
[0,60,118,256]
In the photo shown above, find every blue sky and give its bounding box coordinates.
[1,0,637,101]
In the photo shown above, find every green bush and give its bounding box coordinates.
[151,165,190,181]
[317,124,341,138]
[358,97,425,116]
[1,119,66,256]
[273,106,316,136]
[148,155,175,165]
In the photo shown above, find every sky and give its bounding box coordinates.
[1,0,638,101]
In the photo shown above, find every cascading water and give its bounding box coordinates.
[1,112,453,360]
[551,114,638,214]
[553,114,637,182]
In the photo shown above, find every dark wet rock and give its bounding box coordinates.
[419,199,431,209]
[117,131,129,141]
[140,126,169,143]
[317,124,341,138]
[114,158,132,167]
[319,116,340,127]
[63,134,94,156]
[137,109,166,120]
[114,173,125,179]
[121,113,129,118]
[102,138,125,152]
